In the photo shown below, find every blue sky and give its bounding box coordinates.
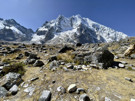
[0,0,134,36]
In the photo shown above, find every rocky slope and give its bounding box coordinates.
[0,18,33,41]
[0,37,135,101]
[31,15,127,44]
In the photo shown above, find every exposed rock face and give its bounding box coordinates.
[0,18,33,41]
[0,72,22,90]
[31,15,127,44]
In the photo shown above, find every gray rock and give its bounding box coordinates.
[24,87,35,96]
[9,85,18,95]
[105,97,111,101]
[57,86,66,94]
[39,90,51,101]
[130,54,135,59]
[91,50,114,69]
[0,86,8,98]
[33,60,44,67]
[76,88,86,94]
[24,51,30,57]
[0,72,22,90]
[16,53,23,59]
[48,55,57,62]
[67,84,77,93]
[25,58,36,64]
[63,67,68,72]
[49,60,59,70]
[125,77,133,82]
[66,63,74,69]
[79,94,91,101]
[28,53,38,59]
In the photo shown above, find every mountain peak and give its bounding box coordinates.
[31,15,128,44]
[0,18,34,41]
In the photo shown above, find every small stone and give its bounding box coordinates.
[66,63,74,69]
[125,77,133,82]
[63,67,68,72]
[79,94,91,101]
[57,86,66,94]
[114,55,119,59]
[31,77,39,82]
[23,83,29,88]
[67,84,77,93]
[39,90,51,101]
[118,63,125,68]
[9,85,18,95]
[76,88,86,94]
[52,80,56,84]
[105,97,111,101]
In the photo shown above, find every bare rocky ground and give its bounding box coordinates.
[0,37,135,101]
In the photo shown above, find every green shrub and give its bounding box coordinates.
[2,62,26,75]
[2,59,11,64]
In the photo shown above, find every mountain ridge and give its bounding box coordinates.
[0,18,34,41]
[31,15,128,44]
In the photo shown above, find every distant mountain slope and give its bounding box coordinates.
[31,15,127,44]
[0,18,33,41]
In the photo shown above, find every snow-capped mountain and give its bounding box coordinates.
[31,15,127,44]
[0,18,33,41]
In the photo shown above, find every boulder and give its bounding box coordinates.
[67,84,77,93]
[0,86,8,98]
[0,72,22,90]
[39,90,51,101]
[91,50,114,69]
[79,94,91,101]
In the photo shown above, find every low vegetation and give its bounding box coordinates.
[2,62,25,76]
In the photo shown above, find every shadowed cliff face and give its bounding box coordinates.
[0,18,34,41]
